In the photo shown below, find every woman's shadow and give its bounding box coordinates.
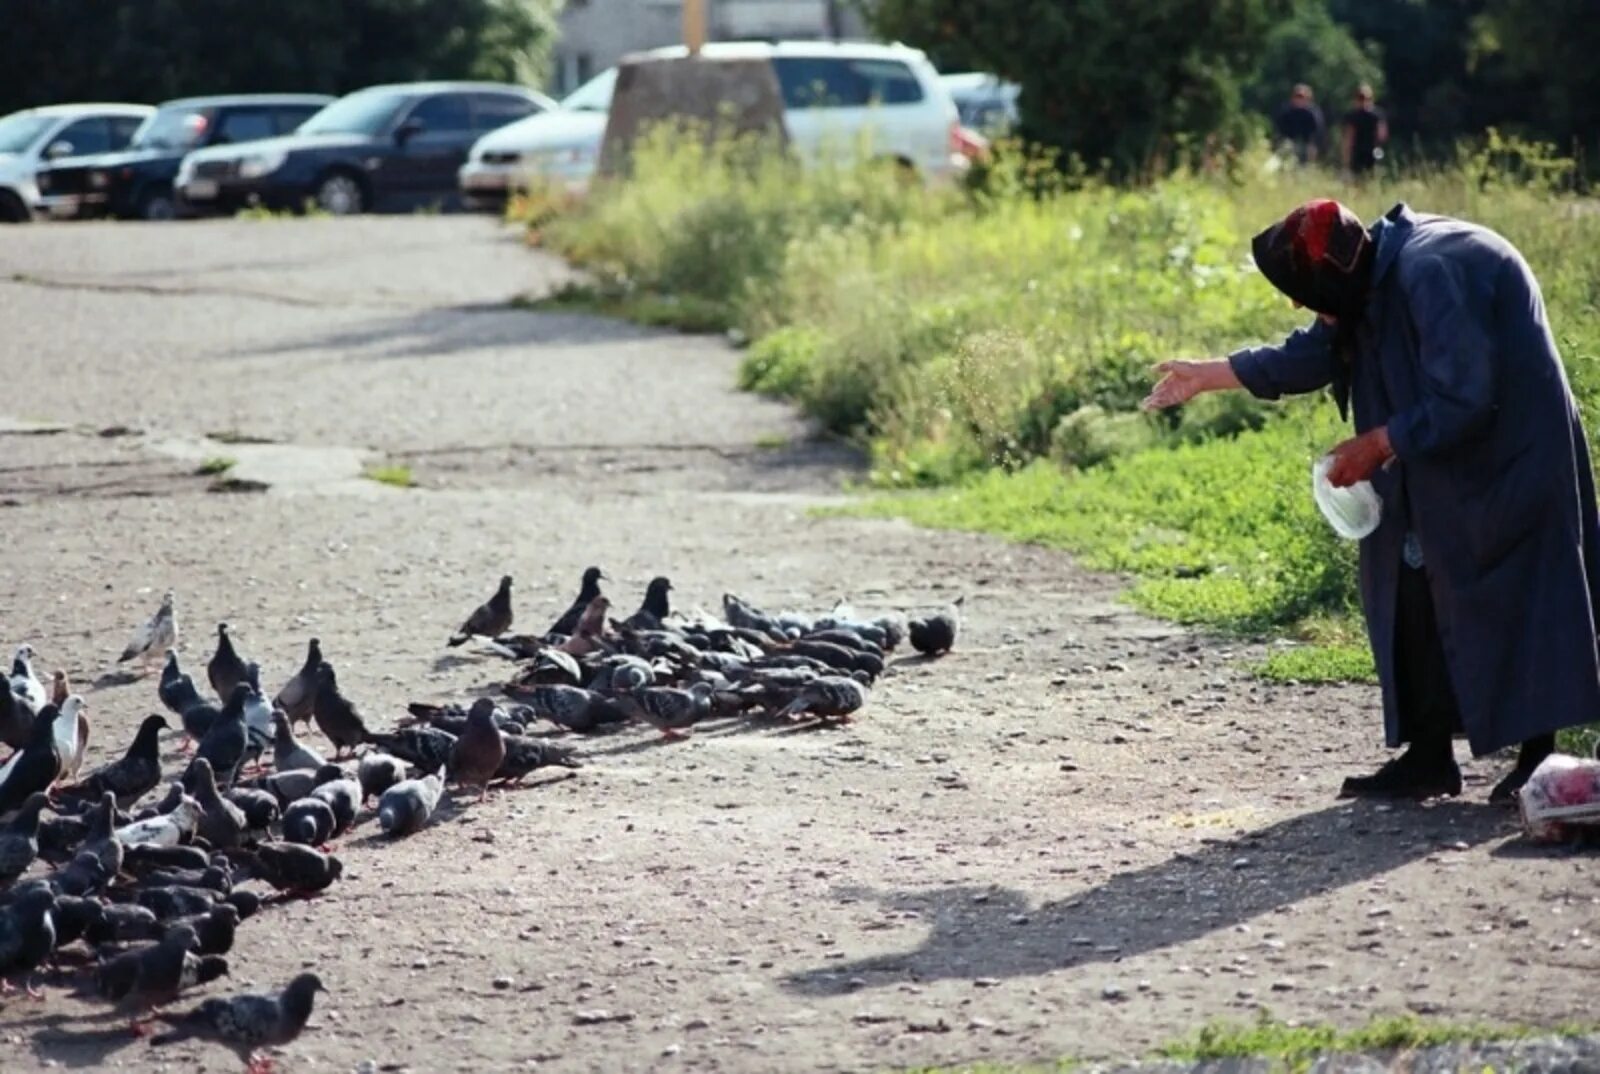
[783,798,1511,996]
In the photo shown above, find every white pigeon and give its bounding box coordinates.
[119,590,178,672]
[10,645,47,712]
[53,694,90,781]
[115,791,203,847]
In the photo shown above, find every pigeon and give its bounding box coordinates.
[196,685,251,788]
[908,596,963,656]
[134,886,221,920]
[448,575,514,647]
[495,737,581,785]
[776,676,870,723]
[529,647,583,686]
[115,788,202,848]
[120,591,178,672]
[207,624,249,704]
[378,771,444,837]
[135,864,232,894]
[175,903,241,957]
[0,885,55,997]
[548,566,607,638]
[364,727,455,773]
[150,971,326,1072]
[504,683,615,733]
[86,901,162,945]
[255,768,321,809]
[590,654,656,695]
[281,799,336,846]
[244,842,342,894]
[185,759,248,850]
[124,843,211,877]
[52,793,123,895]
[556,595,612,656]
[310,664,368,758]
[0,792,50,885]
[272,710,325,774]
[403,700,524,737]
[50,892,106,949]
[240,664,274,773]
[722,592,784,636]
[308,766,360,838]
[222,788,280,833]
[356,753,407,804]
[178,696,221,753]
[47,694,91,782]
[0,703,63,815]
[448,699,506,800]
[624,576,674,631]
[9,644,47,716]
[57,714,169,810]
[622,683,711,740]
[96,923,227,1022]
[273,638,322,730]
[160,651,205,720]
[0,674,34,751]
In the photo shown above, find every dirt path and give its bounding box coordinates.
[0,217,1593,1074]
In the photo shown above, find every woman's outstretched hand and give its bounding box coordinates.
[1141,359,1240,411]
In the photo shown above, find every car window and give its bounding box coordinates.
[56,117,112,156]
[213,109,276,145]
[472,93,537,132]
[133,107,215,151]
[273,106,321,134]
[407,94,473,133]
[774,57,924,109]
[110,116,145,148]
[0,113,56,154]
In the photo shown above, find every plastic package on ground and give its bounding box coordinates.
[1312,455,1383,540]
[1517,752,1600,842]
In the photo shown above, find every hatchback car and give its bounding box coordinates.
[177,82,555,216]
[0,103,152,222]
[37,95,332,220]
[459,40,964,209]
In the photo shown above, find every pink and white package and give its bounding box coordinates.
[1518,753,1600,842]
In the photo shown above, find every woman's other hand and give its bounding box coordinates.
[1142,359,1240,411]
[1326,426,1394,487]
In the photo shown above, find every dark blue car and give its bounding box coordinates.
[177,82,554,216]
[37,94,332,220]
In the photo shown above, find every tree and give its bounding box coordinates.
[864,0,1293,175]
[0,0,562,118]
[1482,0,1600,158]
[1245,1,1383,125]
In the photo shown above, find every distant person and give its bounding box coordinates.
[1342,84,1387,177]
[1273,83,1325,164]
[1144,200,1600,804]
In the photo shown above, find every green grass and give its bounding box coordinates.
[205,429,278,445]
[361,464,416,489]
[1157,1013,1590,1067]
[754,432,790,451]
[194,456,236,476]
[1257,643,1378,684]
[520,282,730,333]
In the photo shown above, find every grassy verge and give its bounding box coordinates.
[361,464,416,489]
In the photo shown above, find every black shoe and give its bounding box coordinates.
[1339,750,1462,800]
[1490,734,1557,806]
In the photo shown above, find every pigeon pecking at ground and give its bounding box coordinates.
[150,971,326,1074]
[119,591,178,674]
[377,769,444,837]
[908,596,964,657]
[448,575,514,648]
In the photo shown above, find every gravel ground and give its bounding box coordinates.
[0,217,1595,1074]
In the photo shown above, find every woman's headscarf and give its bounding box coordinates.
[1250,199,1374,418]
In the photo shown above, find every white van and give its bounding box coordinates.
[460,40,964,208]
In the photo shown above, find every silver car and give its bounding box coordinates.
[0,103,153,222]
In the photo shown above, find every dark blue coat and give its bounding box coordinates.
[1229,203,1600,755]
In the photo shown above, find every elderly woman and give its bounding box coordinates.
[1145,200,1600,802]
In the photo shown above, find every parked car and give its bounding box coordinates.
[939,73,1020,135]
[37,95,332,220]
[459,40,965,210]
[0,103,152,222]
[177,82,555,216]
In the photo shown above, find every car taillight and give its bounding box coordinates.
[951,124,989,161]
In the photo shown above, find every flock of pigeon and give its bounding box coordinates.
[0,569,961,1071]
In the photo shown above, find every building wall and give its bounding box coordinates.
[551,0,871,96]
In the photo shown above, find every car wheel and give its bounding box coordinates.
[0,190,29,223]
[315,171,366,216]
[138,188,177,221]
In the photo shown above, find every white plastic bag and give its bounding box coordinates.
[1311,455,1382,540]
[1518,753,1600,843]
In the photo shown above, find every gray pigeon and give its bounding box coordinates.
[184,758,248,850]
[447,699,506,800]
[196,685,251,788]
[255,768,320,809]
[273,638,322,730]
[207,624,249,704]
[223,787,280,833]
[547,566,606,638]
[151,971,326,1068]
[240,664,274,774]
[245,842,342,894]
[504,683,612,733]
[622,683,712,741]
[496,737,581,785]
[0,703,62,815]
[356,753,407,804]
[0,885,55,997]
[0,792,50,886]
[281,799,336,846]
[448,575,514,647]
[56,714,169,809]
[776,676,870,723]
[272,710,325,773]
[308,765,360,838]
[364,727,455,772]
[158,650,203,720]
[908,596,963,656]
[119,591,178,672]
[378,771,444,838]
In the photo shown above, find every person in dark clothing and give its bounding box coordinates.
[1273,83,1325,164]
[1342,84,1387,176]
[1144,199,1600,803]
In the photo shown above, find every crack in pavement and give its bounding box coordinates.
[6,270,412,310]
